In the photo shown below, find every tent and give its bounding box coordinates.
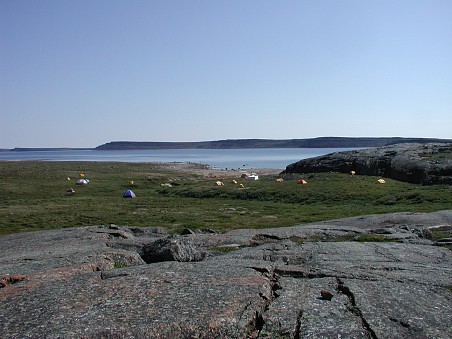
[66,188,75,193]
[246,174,259,181]
[76,179,89,185]
[377,179,386,184]
[123,189,136,198]
[297,179,308,185]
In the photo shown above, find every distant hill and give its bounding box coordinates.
[95,137,452,150]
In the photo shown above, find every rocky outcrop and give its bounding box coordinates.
[1,211,451,338]
[282,143,452,185]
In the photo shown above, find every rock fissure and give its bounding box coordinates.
[238,301,252,323]
[100,271,130,280]
[336,278,378,339]
[248,266,272,275]
[294,310,303,339]
[246,265,282,338]
[274,267,331,279]
[244,311,266,338]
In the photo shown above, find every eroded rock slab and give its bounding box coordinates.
[1,211,451,338]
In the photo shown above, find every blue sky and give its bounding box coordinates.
[1,1,451,148]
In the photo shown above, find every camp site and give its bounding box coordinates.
[0,160,451,236]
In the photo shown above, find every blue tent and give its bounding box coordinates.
[123,189,136,198]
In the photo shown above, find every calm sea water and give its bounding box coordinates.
[0,148,357,169]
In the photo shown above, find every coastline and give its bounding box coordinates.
[0,148,324,169]
[151,161,282,178]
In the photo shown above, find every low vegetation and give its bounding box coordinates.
[289,234,395,243]
[1,161,451,236]
[430,226,452,241]
[330,234,395,242]
[209,246,241,254]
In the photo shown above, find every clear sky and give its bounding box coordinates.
[1,1,451,148]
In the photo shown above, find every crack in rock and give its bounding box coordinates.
[274,267,331,279]
[336,277,378,339]
[100,271,130,280]
[238,301,252,324]
[294,310,303,339]
[245,266,282,338]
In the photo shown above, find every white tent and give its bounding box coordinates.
[76,179,89,185]
[246,174,259,181]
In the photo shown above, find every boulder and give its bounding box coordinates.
[140,237,206,263]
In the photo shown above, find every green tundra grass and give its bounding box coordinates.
[0,161,451,236]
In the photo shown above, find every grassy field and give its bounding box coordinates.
[0,160,451,236]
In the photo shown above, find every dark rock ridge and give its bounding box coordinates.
[282,142,452,185]
[95,137,452,150]
[1,211,451,338]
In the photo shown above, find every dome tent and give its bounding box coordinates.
[76,179,89,185]
[123,189,136,198]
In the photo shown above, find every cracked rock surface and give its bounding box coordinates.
[1,211,451,338]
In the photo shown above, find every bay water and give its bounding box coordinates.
[0,148,358,170]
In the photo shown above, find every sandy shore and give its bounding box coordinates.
[152,161,282,178]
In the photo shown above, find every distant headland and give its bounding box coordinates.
[95,137,452,150]
[5,137,452,152]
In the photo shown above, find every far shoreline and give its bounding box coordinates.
[4,136,452,152]
[0,159,284,177]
